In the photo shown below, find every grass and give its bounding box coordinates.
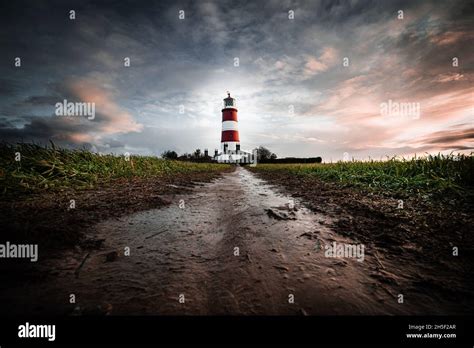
[250,154,474,198]
[0,143,230,196]
[2,143,472,199]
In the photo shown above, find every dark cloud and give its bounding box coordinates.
[422,128,474,145]
[0,115,94,145]
[0,78,23,96]
[21,96,62,106]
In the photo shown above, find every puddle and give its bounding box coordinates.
[2,167,432,315]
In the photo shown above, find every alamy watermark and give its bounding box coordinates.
[380,99,420,120]
[0,241,38,262]
[18,322,55,341]
[55,99,95,120]
[324,241,365,262]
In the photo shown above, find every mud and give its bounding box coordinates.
[249,168,474,313]
[0,171,228,250]
[1,167,472,315]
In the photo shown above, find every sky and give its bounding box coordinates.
[0,0,473,161]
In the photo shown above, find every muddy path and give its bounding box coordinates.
[2,167,469,315]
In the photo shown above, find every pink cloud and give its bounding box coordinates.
[305,57,327,73]
[430,31,471,46]
[434,73,465,83]
[69,78,143,136]
[304,61,473,155]
[305,47,338,76]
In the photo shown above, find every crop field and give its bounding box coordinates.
[250,154,474,198]
[0,143,230,196]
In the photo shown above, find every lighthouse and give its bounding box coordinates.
[214,92,256,164]
[221,92,240,153]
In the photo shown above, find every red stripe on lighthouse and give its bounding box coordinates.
[222,109,238,122]
[221,130,240,142]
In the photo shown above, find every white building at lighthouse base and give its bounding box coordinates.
[214,148,257,164]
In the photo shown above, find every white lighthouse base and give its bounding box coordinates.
[221,141,239,152]
[214,149,256,164]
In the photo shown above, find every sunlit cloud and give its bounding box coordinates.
[69,78,144,135]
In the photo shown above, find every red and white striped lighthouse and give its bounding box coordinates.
[221,92,240,153]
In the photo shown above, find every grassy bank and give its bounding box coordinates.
[250,154,474,198]
[0,143,230,196]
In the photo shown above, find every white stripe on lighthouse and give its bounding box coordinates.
[221,120,238,131]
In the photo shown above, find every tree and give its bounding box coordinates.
[161,150,178,160]
[257,146,277,162]
[193,149,202,159]
[178,153,192,161]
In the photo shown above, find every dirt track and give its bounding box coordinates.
[2,166,473,315]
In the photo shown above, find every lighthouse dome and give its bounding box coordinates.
[223,92,236,109]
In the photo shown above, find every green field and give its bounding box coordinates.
[0,143,230,196]
[2,143,473,199]
[251,154,474,198]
